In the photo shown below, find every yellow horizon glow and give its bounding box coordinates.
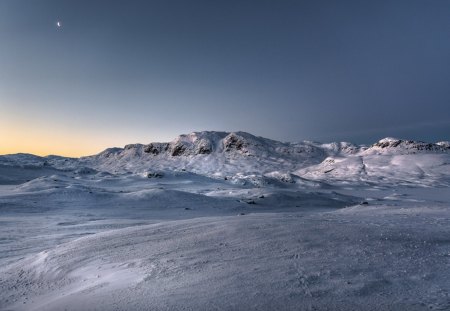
[0,121,130,158]
[0,131,108,157]
[1,106,170,157]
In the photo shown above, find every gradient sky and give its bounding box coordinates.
[1,0,450,156]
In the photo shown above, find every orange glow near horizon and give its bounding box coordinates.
[1,108,173,157]
[1,129,105,157]
[0,120,135,158]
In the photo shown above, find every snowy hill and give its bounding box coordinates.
[298,138,450,187]
[77,131,327,182]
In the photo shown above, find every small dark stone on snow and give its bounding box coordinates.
[147,172,164,178]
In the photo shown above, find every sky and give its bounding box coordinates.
[1,0,450,156]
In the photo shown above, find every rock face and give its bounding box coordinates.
[124,144,142,150]
[170,143,187,156]
[223,133,247,153]
[195,139,212,154]
[144,143,169,155]
[143,133,218,156]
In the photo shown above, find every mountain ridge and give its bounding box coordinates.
[2,131,449,160]
[1,131,449,187]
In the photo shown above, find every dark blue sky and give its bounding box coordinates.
[1,0,449,155]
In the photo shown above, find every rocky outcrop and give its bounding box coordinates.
[124,144,143,150]
[143,143,169,155]
[195,139,212,154]
[371,138,449,152]
[223,133,248,153]
[143,134,216,157]
[170,143,187,156]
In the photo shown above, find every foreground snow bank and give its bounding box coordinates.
[1,205,449,311]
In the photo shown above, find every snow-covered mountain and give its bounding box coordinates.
[1,131,449,186]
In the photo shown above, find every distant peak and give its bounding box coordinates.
[377,137,401,143]
[370,137,449,152]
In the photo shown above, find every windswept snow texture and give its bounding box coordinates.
[0,131,450,310]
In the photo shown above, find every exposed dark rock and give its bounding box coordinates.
[147,172,164,178]
[194,139,213,155]
[144,144,159,155]
[144,143,169,155]
[124,144,141,150]
[197,145,211,154]
[223,133,247,152]
[374,140,401,148]
[171,144,186,156]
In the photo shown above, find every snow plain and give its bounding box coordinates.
[0,131,449,310]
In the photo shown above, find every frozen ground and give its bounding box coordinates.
[0,132,449,310]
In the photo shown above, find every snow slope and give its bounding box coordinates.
[2,203,450,311]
